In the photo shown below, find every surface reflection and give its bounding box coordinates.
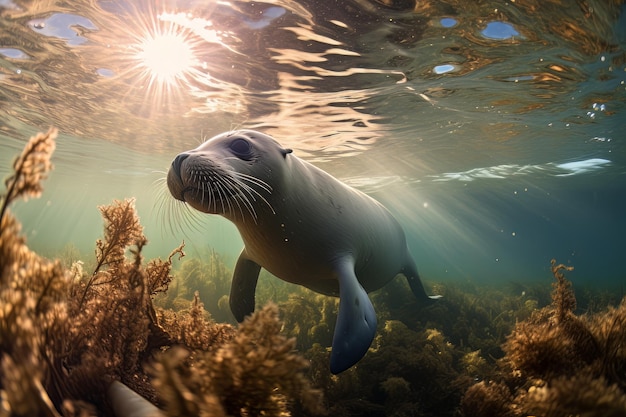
[0,0,622,158]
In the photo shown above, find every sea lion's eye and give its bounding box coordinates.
[229,138,252,159]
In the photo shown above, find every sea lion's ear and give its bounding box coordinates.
[280,148,293,158]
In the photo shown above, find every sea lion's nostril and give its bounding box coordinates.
[172,153,190,181]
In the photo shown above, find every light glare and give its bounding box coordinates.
[137,32,194,84]
[117,7,235,116]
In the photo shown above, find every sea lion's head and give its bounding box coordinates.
[167,130,292,220]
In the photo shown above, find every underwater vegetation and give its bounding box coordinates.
[151,303,324,417]
[134,208,626,417]
[154,248,235,323]
[0,129,322,416]
[2,128,626,417]
[461,260,626,417]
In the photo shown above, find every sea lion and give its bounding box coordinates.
[167,130,440,373]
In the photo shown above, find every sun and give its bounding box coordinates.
[132,16,200,90]
[136,31,195,85]
[114,7,233,114]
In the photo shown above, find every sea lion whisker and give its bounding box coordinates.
[155,175,204,236]
[208,174,220,212]
[155,176,181,235]
[234,185,261,222]
[222,174,269,219]
[221,155,247,163]
[170,200,198,235]
[220,170,272,205]
[190,171,201,203]
[229,170,273,195]
[222,180,249,220]
[173,206,187,234]
[233,178,276,215]
[196,172,210,210]
[220,175,258,221]
[230,188,251,221]
[212,177,231,215]
[154,184,171,233]
[237,185,269,218]
[197,170,220,213]
[230,196,247,220]
[152,175,168,188]
[220,180,239,218]
[190,170,200,190]
[208,182,217,213]
[232,171,273,193]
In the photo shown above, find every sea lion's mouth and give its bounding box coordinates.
[179,186,195,202]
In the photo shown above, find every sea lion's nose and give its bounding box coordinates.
[172,153,190,180]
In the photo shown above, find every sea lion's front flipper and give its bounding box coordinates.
[330,256,377,374]
[229,249,261,322]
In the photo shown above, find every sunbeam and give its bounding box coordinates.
[107,4,235,118]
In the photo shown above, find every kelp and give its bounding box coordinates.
[250,271,549,416]
[0,128,68,416]
[5,128,626,417]
[0,126,185,413]
[156,249,234,323]
[0,128,56,222]
[461,259,626,417]
[273,261,625,417]
[151,303,324,417]
[156,291,235,351]
[0,129,323,416]
[504,261,600,381]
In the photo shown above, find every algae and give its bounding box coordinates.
[461,260,626,417]
[0,129,323,416]
[268,259,626,417]
[155,249,234,323]
[2,128,625,417]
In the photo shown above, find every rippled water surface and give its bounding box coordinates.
[1,0,625,287]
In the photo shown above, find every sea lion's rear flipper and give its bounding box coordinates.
[402,254,442,305]
[229,249,261,322]
[330,257,377,374]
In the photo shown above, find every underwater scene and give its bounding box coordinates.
[1,0,626,416]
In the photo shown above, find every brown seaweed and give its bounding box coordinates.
[0,129,323,416]
[0,127,56,222]
[4,128,625,417]
[151,303,325,417]
[1,128,68,416]
[461,259,626,417]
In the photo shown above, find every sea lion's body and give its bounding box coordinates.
[167,130,439,373]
